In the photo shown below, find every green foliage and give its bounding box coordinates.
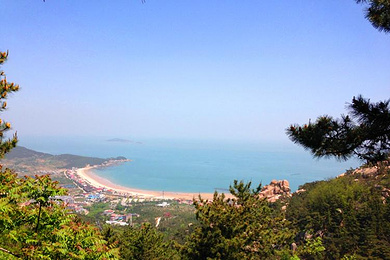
[181,180,294,259]
[0,51,18,158]
[128,201,197,243]
[287,96,390,163]
[296,236,325,260]
[115,199,126,211]
[0,169,119,258]
[286,171,390,259]
[119,222,180,260]
[85,202,111,218]
[356,0,390,33]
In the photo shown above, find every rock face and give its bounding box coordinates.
[352,167,379,178]
[259,180,291,202]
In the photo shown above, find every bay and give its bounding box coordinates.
[19,136,361,192]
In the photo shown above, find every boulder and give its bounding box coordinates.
[259,179,291,202]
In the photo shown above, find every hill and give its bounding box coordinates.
[2,146,127,173]
[285,161,390,259]
[5,146,52,159]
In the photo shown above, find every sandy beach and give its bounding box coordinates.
[76,166,218,200]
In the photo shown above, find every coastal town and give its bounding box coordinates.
[61,161,194,227]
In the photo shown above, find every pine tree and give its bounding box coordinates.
[0,51,18,158]
[287,96,390,164]
[356,0,390,33]
[181,180,294,259]
[119,222,180,260]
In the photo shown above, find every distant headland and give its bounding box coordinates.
[2,146,130,172]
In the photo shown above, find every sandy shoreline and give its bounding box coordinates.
[76,166,217,200]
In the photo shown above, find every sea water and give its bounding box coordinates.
[19,136,361,192]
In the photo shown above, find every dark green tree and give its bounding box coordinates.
[287,96,390,164]
[181,180,294,259]
[286,172,390,259]
[119,222,180,260]
[356,0,390,33]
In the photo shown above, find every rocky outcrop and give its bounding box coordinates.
[341,160,390,179]
[352,167,379,178]
[259,180,291,202]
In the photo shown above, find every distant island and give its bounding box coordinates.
[2,146,130,173]
[106,138,142,144]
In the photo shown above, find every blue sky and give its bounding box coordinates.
[1,1,389,142]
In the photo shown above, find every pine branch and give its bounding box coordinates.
[0,246,20,258]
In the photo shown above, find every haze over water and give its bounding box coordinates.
[20,136,360,193]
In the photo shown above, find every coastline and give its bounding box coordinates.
[76,166,217,200]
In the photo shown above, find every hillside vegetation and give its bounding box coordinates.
[286,162,390,259]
